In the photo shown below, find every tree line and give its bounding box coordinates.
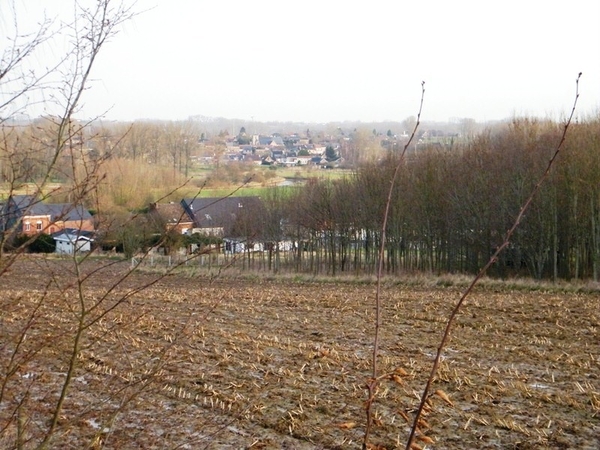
[4,112,599,281]
[233,117,600,281]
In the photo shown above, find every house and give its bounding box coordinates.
[281,156,299,166]
[269,136,285,147]
[223,238,264,254]
[255,135,285,149]
[296,155,312,165]
[148,202,194,234]
[269,149,284,161]
[180,196,266,238]
[310,156,327,166]
[53,229,94,255]
[309,145,327,155]
[1,195,94,237]
[261,155,276,166]
[242,153,263,165]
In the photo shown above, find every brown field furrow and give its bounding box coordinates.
[1,258,599,449]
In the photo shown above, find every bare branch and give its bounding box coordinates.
[404,73,582,450]
[363,81,425,449]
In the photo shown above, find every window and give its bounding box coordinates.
[36,221,42,231]
[24,222,30,232]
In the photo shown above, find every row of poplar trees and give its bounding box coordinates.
[245,117,600,281]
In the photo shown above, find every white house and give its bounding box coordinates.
[53,231,93,255]
[223,238,264,254]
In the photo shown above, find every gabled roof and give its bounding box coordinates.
[181,196,264,230]
[270,136,284,146]
[53,230,94,243]
[149,202,193,225]
[258,136,273,146]
[7,195,92,222]
[41,204,92,222]
[257,135,285,146]
[61,227,94,237]
[11,195,37,209]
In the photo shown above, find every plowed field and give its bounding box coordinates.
[1,257,599,449]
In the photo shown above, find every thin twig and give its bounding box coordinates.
[405,72,582,450]
[363,81,426,449]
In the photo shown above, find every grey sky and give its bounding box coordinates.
[7,0,600,123]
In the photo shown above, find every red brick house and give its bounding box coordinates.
[1,195,95,237]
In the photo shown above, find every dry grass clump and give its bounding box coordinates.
[138,259,600,295]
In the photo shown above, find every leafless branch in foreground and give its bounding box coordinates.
[363,81,425,449]
[404,72,582,450]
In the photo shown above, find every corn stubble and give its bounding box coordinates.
[0,259,598,449]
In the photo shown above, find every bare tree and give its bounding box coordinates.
[0,3,183,449]
[1,0,134,256]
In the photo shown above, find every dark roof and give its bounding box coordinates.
[150,202,193,225]
[8,195,92,221]
[181,196,264,230]
[258,136,273,146]
[32,203,92,222]
[11,195,37,209]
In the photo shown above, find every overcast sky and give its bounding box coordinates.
[7,0,600,123]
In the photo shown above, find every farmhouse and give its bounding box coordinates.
[1,195,94,237]
[180,196,266,238]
